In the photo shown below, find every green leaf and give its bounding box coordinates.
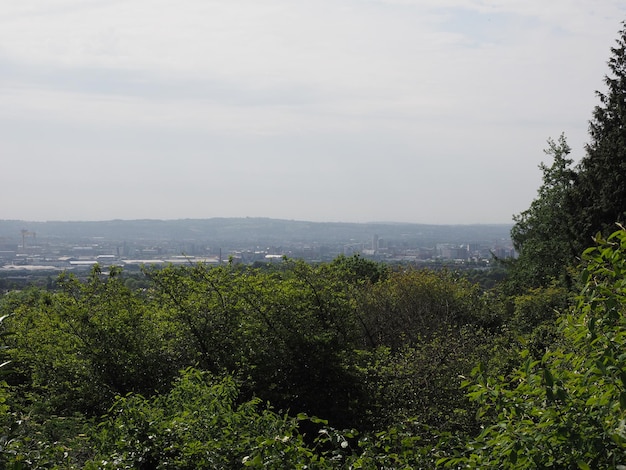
[543,367,554,387]
[581,269,590,284]
[243,454,263,466]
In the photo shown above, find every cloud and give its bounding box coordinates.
[1,0,624,223]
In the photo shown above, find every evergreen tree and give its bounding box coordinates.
[569,22,626,252]
[509,134,577,289]
[509,23,626,289]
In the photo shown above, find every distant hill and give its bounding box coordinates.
[0,218,512,247]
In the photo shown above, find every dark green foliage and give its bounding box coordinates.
[0,413,97,469]
[509,286,569,334]
[569,23,626,251]
[92,366,469,469]
[350,326,492,434]
[91,368,321,470]
[508,286,572,358]
[144,263,247,374]
[356,269,492,349]
[144,259,363,429]
[328,253,388,284]
[5,233,623,468]
[462,266,508,290]
[443,228,626,469]
[509,134,578,289]
[0,253,507,467]
[336,268,502,437]
[510,24,626,290]
[7,266,180,416]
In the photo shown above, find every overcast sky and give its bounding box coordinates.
[2,1,624,224]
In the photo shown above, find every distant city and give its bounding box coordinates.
[0,218,515,279]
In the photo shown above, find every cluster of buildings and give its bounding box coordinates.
[347,234,514,264]
[0,230,515,280]
[0,239,218,274]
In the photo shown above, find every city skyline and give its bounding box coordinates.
[0,218,515,276]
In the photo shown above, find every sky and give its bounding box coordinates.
[1,0,625,224]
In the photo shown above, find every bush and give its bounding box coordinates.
[443,229,626,469]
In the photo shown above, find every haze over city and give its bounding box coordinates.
[2,1,624,224]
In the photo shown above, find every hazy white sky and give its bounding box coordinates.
[2,0,624,224]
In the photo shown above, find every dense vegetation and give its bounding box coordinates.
[2,22,626,470]
[508,22,626,291]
